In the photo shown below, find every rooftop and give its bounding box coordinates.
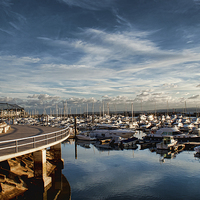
[0,103,24,111]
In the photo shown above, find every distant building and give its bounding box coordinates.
[0,103,24,118]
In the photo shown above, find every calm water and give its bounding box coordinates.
[61,132,200,200]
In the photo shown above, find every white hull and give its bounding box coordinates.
[194,146,200,153]
[76,134,96,141]
[90,129,135,139]
[146,127,200,142]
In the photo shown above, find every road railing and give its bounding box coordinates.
[0,127,70,157]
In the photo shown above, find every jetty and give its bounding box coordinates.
[180,142,200,150]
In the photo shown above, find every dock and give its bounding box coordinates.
[180,142,200,150]
[138,139,199,151]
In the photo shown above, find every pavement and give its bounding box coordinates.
[0,125,64,158]
[0,125,61,141]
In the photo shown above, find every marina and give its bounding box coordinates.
[1,112,200,199]
[2,0,200,199]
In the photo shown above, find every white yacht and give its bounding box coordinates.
[90,129,135,139]
[76,131,97,141]
[194,146,200,154]
[144,127,200,142]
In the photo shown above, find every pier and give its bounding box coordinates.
[180,142,200,150]
[0,125,70,199]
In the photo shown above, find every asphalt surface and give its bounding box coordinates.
[0,125,64,157]
[0,125,61,141]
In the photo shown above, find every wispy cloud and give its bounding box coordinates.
[59,0,115,10]
[1,0,200,111]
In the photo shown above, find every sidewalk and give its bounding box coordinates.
[0,125,61,141]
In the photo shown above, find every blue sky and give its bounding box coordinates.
[1,0,200,113]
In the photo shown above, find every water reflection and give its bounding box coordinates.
[75,140,77,159]
[20,168,71,200]
[157,149,177,163]
[73,138,138,153]
[61,134,200,200]
[66,137,186,163]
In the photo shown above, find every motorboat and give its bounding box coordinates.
[156,136,177,150]
[144,127,200,142]
[94,124,119,130]
[94,139,113,150]
[192,127,200,135]
[118,136,138,147]
[76,140,96,148]
[179,123,194,133]
[194,146,200,153]
[90,129,135,139]
[76,131,97,141]
[108,135,138,147]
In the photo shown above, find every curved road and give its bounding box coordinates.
[0,125,68,161]
[0,125,62,141]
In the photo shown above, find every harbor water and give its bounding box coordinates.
[61,131,200,200]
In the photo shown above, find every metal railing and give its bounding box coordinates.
[0,127,70,156]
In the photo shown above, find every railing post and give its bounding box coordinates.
[16,140,18,153]
[46,135,48,145]
[0,127,69,159]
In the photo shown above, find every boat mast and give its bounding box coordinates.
[132,103,133,123]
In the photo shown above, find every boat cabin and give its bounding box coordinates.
[156,127,182,136]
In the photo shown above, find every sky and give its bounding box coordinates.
[1,0,200,114]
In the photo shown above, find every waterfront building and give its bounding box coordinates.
[0,103,24,118]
